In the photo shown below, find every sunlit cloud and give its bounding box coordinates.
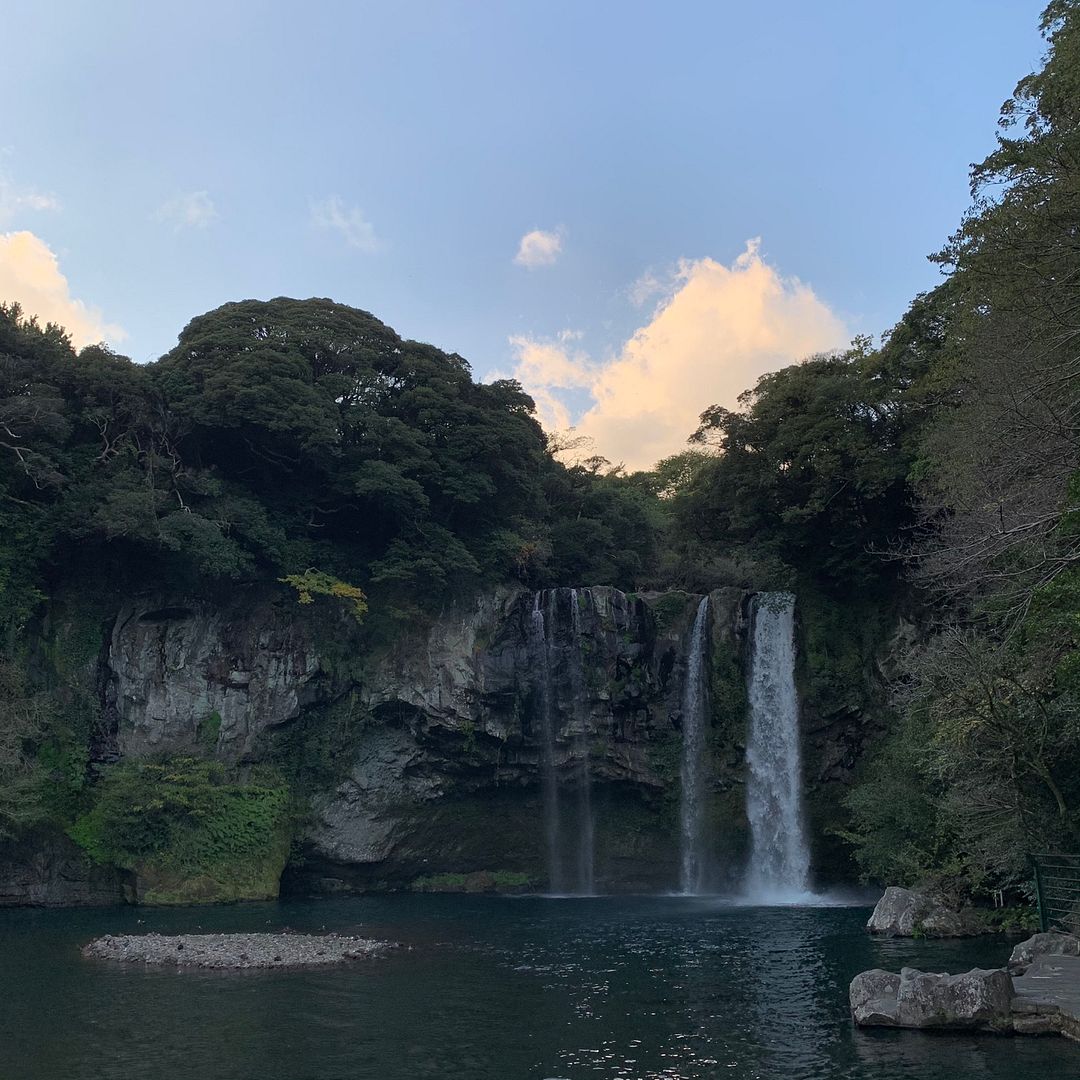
[514,227,564,268]
[311,196,380,251]
[155,190,217,231]
[507,330,593,429]
[508,239,848,471]
[0,231,126,348]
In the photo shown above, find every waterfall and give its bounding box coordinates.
[531,588,595,895]
[744,592,812,902]
[679,596,711,894]
[569,589,595,895]
[530,591,564,893]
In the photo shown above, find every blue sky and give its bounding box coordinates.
[0,1,1047,467]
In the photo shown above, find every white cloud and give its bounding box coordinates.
[514,227,564,268]
[0,173,60,225]
[155,190,217,231]
[627,269,668,307]
[311,196,380,251]
[0,231,126,348]
[508,239,848,471]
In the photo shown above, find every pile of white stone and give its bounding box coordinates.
[82,931,388,970]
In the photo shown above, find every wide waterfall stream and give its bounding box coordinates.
[745,591,813,901]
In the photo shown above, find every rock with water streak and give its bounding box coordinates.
[850,966,1015,1030]
[1008,931,1080,975]
[866,886,978,938]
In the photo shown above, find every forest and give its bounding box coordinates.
[1,0,1078,905]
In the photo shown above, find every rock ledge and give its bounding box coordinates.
[82,932,388,969]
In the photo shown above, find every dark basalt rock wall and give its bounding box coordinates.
[1,582,900,903]
[0,829,129,907]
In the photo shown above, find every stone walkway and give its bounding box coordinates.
[1011,954,1080,1037]
[851,931,1080,1039]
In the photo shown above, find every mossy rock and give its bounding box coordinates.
[131,833,290,905]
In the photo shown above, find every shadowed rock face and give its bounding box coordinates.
[106,586,750,894]
[299,587,749,893]
[0,830,128,908]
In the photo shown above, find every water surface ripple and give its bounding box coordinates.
[0,895,1072,1079]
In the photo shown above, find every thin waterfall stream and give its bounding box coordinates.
[530,592,563,893]
[744,591,812,902]
[531,588,595,895]
[678,596,711,894]
[569,589,595,895]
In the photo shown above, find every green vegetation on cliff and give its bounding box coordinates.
[69,758,291,904]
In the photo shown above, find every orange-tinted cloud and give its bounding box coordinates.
[510,240,848,471]
[0,231,126,348]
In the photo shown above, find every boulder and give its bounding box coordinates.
[849,969,902,1025]
[1008,931,1080,975]
[866,886,979,937]
[851,966,1015,1031]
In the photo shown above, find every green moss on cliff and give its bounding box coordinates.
[649,591,691,631]
[70,757,292,904]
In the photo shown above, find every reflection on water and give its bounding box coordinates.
[0,895,1073,1080]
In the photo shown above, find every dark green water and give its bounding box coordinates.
[0,895,1074,1079]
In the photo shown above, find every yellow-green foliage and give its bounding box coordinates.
[280,568,368,621]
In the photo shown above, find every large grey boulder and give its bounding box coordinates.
[849,969,902,1025]
[1008,931,1080,975]
[866,886,979,937]
[851,966,1015,1030]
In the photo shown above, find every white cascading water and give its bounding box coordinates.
[530,591,563,893]
[744,592,812,902]
[679,596,711,894]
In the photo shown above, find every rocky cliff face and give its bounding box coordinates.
[0,829,128,907]
[107,594,330,760]
[292,586,749,894]
[1,581,896,904]
[103,585,751,895]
